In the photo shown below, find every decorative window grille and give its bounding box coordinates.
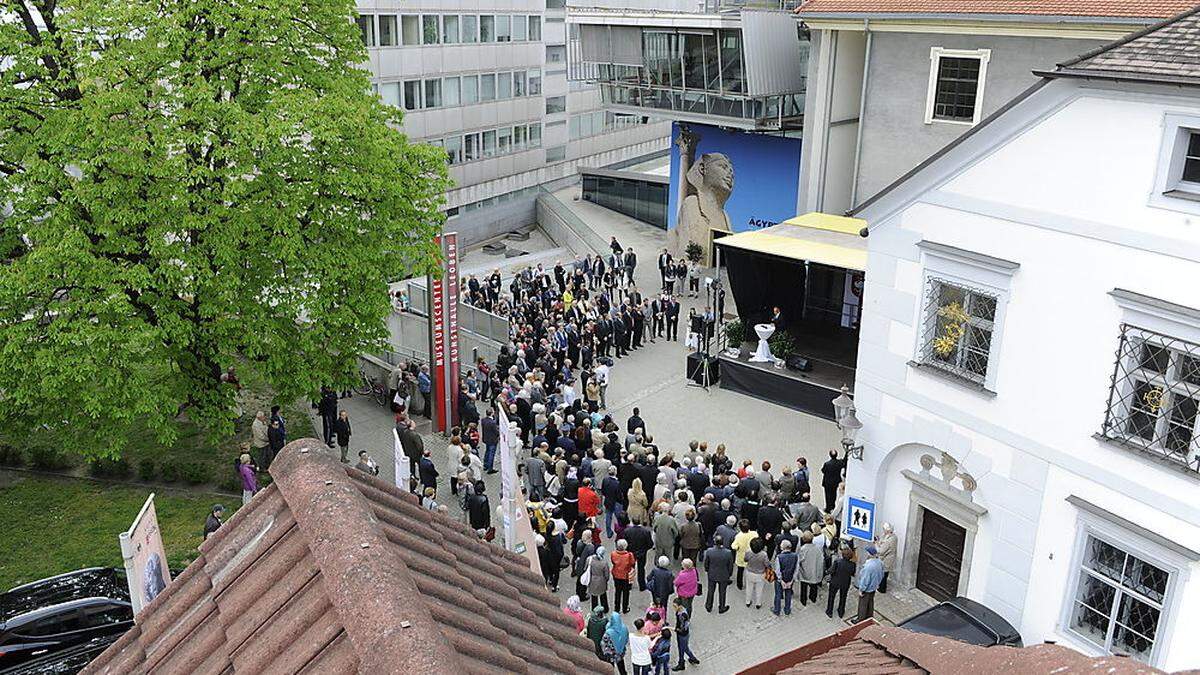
[1100,325,1200,471]
[919,278,997,384]
[932,56,981,122]
[1069,534,1169,663]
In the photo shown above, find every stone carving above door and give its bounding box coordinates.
[918,451,978,500]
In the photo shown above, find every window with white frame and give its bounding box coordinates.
[919,278,997,383]
[1068,534,1170,663]
[378,15,397,47]
[1099,325,1200,471]
[924,48,990,125]
[355,14,375,47]
[401,16,420,45]
[422,15,440,45]
[443,15,460,44]
[462,15,478,43]
[529,16,541,41]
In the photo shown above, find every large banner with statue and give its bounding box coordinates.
[666,122,801,265]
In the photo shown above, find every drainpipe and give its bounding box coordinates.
[848,18,872,208]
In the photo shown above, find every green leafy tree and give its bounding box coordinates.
[0,0,450,458]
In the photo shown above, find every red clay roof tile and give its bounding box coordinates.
[82,438,607,675]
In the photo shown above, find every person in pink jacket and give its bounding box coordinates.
[673,558,699,614]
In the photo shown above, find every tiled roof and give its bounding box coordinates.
[1053,6,1200,84]
[82,438,606,675]
[794,0,1196,19]
[771,624,1171,675]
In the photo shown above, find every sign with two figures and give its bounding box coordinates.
[846,496,876,542]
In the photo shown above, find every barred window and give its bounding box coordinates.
[920,279,996,383]
[1100,325,1200,471]
[932,57,980,122]
[1069,535,1169,663]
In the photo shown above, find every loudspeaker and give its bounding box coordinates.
[784,354,812,372]
[686,352,720,384]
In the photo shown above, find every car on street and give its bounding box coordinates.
[0,568,133,672]
[897,596,1023,647]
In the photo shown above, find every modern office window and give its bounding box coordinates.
[464,133,480,161]
[529,69,542,95]
[1068,534,1170,663]
[545,95,566,114]
[462,15,479,43]
[529,123,542,147]
[356,14,375,47]
[445,135,463,165]
[443,15,460,44]
[514,125,527,151]
[925,48,990,125]
[513,70,527,97]
[719,29,743,93]
[424,79,442,109]
[480,73,496,101]
[378,15,397,47]
[1099,324,1200,469]
[547,45,566,63]
[497,72,513,99]
[545,145,566,162]
[498,126,513,154]
[497,15,512,42]
[546,0,565,8]
[380,82,401,108]
[529,16,542,41]
[513,15,528,41]
[403,80,421,111]
[402,15,420,46]
[422,15,440,45]
[482,129,497,157]
[443,77,461,106]
[480,15,495,42]
[919,278,997,384]
[462,75,479,104]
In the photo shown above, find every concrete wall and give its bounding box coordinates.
[853,31,1106,205]
[850,85,1200,670]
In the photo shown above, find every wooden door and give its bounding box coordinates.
[916,509,966,602]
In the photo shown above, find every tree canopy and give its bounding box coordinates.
[0,0,450,457]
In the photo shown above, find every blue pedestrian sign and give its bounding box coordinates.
[846,497,876,541]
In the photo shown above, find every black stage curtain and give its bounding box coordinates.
[722,247,807,328]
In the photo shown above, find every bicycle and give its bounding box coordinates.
[352,368,390,407]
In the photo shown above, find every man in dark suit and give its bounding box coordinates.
[657,249,671,290]
[822,449,848,511]
[613,314,628,357]
[598,317,612,357]
[703,536,734,613]
[624,248,637,286]
[623,520,654,591]
[665,298,680,341]
[418,450,439,492]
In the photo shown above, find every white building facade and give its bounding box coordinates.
[353,0,671,244]
[847,15,1200,670]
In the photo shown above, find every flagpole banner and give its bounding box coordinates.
[444,232,461,430]
[118,494,172,618]
[393,428,411,492]
[498,408,516,504]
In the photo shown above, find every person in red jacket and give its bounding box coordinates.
[579,477,602,521]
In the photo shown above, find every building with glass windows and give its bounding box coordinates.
[354,1,672,244]
[570,7,809,130]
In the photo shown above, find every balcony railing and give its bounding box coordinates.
[599,82,803,128]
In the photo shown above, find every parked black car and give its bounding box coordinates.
[0,568,133,672]
[897,596,1023,647]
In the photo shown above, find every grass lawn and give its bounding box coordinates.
[1,365,316,491]
[0,473,240,591]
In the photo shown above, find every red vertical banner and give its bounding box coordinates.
[444,232,460,431]
[431,267,446,432]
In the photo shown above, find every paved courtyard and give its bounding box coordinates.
[307,189,868,672]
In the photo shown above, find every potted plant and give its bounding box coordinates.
[685,242,703,264]
[769,330,796,366]
[724,318,747,355]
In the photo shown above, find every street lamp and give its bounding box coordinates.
[831,385,864,460]
[831,385,854,425]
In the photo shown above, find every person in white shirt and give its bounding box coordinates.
[628,618,653,674]
[594,361,610,409]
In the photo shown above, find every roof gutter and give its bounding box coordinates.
[796,11,1162,25]
[1036,69,1200,88]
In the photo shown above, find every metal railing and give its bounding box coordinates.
[404,277,510,344]
[599,82,804,128]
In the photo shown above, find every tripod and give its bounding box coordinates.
[686,282,720,392]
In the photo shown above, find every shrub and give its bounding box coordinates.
[769,330,796,359]
[27,445,74,471]
[160,461,181,483]
[88,457,131,478]
[181,462,210,485]
[138,459,157,482]
[723,319,746,347]
[0,444,23,467]
[685,242,703,263]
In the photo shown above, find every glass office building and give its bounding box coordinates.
[581,168,669,228]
